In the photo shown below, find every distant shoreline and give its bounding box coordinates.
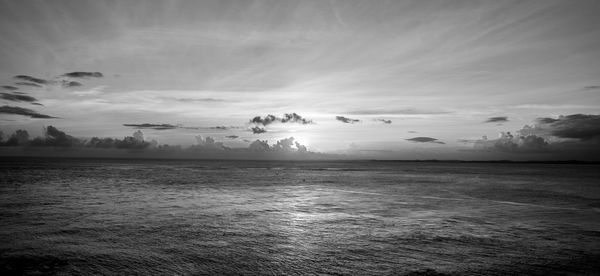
[1,155,599,165]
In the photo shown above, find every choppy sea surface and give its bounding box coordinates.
[1,158,599,275]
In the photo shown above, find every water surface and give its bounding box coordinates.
[1,158,599,275]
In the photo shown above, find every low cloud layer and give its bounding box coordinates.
[336,116,360,124]
[485,116,508,123]
[0,105,56,119]
[406,137,445,144]
[0,127,323,160]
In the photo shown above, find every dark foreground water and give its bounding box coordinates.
[1,158,599,275]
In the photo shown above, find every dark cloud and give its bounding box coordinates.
[225,135,239,139]
[485,116,508,123]
[472,132,549,153]
[61,80,83,88]
[40,126,80,147]
[211,126,229,130]
[280,113,313,124]
[251,126,267,134]
[251,114,278,126]
[123,123,178,130]
[15,82,42,88]
[408,131,418,133]
[1,92,38,103]
[406,137,445,144]
[1,85,18,90]
[583,86,599,90]
[14,75,49,85]
[250,113,313,126]
[336,116,360,124]
[31,103,44,106]
[375,118,392,124]
[0,105,56,118]
[62,72,103,78]
[534,114,600,140]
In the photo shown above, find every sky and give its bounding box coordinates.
[1,0,599,160]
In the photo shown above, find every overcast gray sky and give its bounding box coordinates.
[1,0,599,160]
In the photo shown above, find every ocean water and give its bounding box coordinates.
[1,158,599,275]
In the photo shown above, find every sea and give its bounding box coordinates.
[1,157,599,275]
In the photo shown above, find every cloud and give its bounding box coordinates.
[472,132,549,153]
[375,118,392,124]
[14,75,49,85]
[1,92,38,103]
[1,85,18,90]
[485,116,508,123]
[534,114,600,140]
[250,113,313,126]
[251,126,267,134]
[251,114,278,126]
[247,137,308,152]
[40,126,80,147]
[336,116,360,124]
[280,113,313,124]
[406,137,445,144]
[123,123,178,130]
[408,131,418,133]
[225,135,239,139]
[15,82,42,88]
[62,72,103,78]
[583,85,599,90]
[0,105,56,118]
[469,114,600,155]
[61,80,83,88]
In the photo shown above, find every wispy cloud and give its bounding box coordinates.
[406,137,445,144]
[374,118,392,124]
[15,82,42,88]
[485,116,508,123]
[123,123,178,130]
[1,85,18,90]
[14,75,49,85]
[0,105,56,118]
[62,72,103,78]
[336,116,360,124]
[1,92,38,103]
[347,108,451,115]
